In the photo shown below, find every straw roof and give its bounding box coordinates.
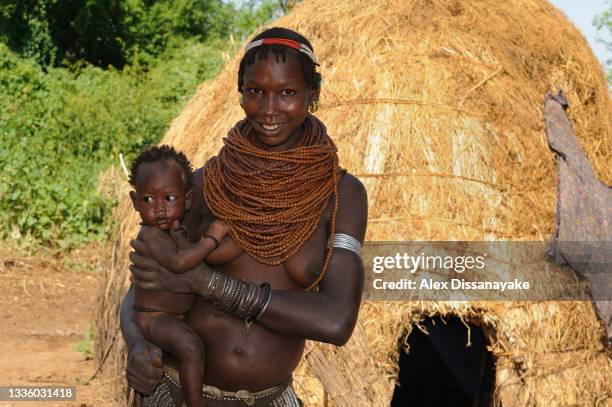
[95,0,611,405]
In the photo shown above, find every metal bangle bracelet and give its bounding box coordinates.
[254,283,272,321]
[238,283,256,316]
[205,271,221,298]
[227,278,242,314]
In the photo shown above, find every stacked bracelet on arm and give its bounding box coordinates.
[201,271,272,342]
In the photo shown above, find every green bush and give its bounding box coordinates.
[0,40,225,246]
[0,0,284,247]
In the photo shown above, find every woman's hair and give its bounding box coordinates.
[237,27,322,93]
[129,145,193,188]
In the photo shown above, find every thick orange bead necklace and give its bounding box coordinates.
[203,115,342,290]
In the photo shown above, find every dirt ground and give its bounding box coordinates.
[0,245,121,407]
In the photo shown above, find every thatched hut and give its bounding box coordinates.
[95,0,611,405]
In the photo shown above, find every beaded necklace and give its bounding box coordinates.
[203,115,342,290]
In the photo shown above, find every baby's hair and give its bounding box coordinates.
[129,145,193,188]
[237,27,322,93]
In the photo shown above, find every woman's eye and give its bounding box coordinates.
[166,195,177,202]
[281,89,296,96]
[247,88,262,95]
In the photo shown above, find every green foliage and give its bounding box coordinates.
[0,0,59,66]
[74,322,95,358]
[231,0,282,38]
[0,40,225,246]
[0,0,282,68]
[593,0,612,84]
[0,0,281,248]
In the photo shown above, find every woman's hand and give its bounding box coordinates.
[129,239,210,294]
[119,285,163,395]
[126,340,163,395]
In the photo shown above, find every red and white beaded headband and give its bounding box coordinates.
[244,38,317,64]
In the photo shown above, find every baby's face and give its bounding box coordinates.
[130,161,189,230]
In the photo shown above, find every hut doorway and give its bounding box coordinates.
[391,317,495,407]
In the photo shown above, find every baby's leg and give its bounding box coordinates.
[147,315,204,407]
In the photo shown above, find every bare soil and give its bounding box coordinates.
[0,245,120,407]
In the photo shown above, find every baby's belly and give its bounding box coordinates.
[134,288,194,314]
[164,299,304,391]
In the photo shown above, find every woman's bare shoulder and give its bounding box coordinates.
[194,167,205,187]
[338,172,366,199]
[335,172,368,242]
[192,167,209,213]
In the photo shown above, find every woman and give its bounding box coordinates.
[121,27,368,406]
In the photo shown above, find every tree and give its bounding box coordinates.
[593,0,612,84]
[0,0,279,69]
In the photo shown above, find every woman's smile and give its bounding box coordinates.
[259,122,286,134]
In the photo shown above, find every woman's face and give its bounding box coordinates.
[241,52,318,151]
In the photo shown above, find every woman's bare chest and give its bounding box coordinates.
[188,209,329,289]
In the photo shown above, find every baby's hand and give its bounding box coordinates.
[204,220,228,246]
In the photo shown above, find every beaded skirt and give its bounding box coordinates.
[139,368,303,407]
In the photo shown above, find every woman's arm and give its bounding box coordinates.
[259,254,363,345]
[119,285,164,394]
[255,173,367,345]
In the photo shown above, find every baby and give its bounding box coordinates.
[129,145,226,407]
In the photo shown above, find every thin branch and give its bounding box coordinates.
[460,65,504,106]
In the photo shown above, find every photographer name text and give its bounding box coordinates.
[370,253,530,292]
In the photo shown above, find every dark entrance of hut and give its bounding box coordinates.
[391,316,495,407]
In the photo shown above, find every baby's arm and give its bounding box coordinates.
[139,220,227,274]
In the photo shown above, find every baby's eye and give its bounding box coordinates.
[166,195,177,202]
[143,197,153,203]
[281,89,296,96]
